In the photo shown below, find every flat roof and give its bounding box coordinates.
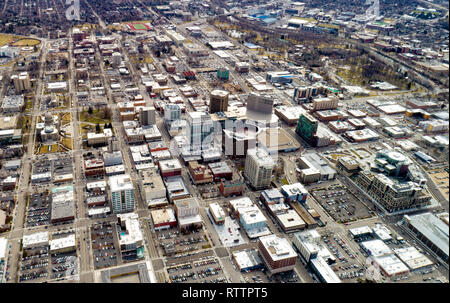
[240,206,267,226]
[281,183,308,196]
[49,234,76,251]
[23,232,49,248]
[311,257,341,283]
[151,208,176,225]
[109,174,133,192]
[230,197,254,210]
[277,210,306,229]
[404,213,449,258]
[209,203,225,221]
[259,234,297,261]
[393,246,434,270]
[349,226,373,237]
[233,250,262,270]
[117,213,143,245]
[374,254,409,276]
[361,239,392,257]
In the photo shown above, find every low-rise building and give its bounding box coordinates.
[151,208,177,230]
[209,203,226,225]
[49,234,76,254]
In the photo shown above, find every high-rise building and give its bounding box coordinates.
[112,52,122,67]
[186,111,214,149]
[244,148,275,190]
[246,93,274,121]
[209,90,229,114]
[139,106,156,126]
[217,68,229,80]
[109,174,135,214]
[296,113,318,144]
[164,104,181,122]
[11,72,31,93]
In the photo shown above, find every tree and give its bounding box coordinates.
[88,107,93,114]
[95,123,101,133]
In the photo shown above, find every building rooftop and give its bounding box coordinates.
[117,213,143,246]
[349,226,373,237]
[109,174,133,192]
[393,246,434,270]
[49,234,76,251]
[23,232,49,248]
[240,205,267,226]
[232,250,262,271]
[277,210,306,230]
[159,158,182,172]
[281,183,308,196]
[310,256,341,283]
[151,208,176,226]
[374,254,409,276]
[259,234,297,261]
[404,213,449,258]
[361,239,392,258]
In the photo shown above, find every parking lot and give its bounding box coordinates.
[165,249,216,268]
[321,234,365,282]
[311,182,373,224]
[156,227,209,256]
[26,192,51,227]
[208,214,247,248]
[19,245,50,282]
[50,251,78,280]
[90,222,120,269]
[167,257,228,283]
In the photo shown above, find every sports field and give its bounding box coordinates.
[126,22,151,30]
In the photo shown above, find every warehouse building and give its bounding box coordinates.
[393,246,433,272]
[404,213,449,261]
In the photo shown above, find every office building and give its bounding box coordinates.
[296,113,318,145]
[219,179,244,197]
[292,229,341,283]
[164,176,190,203]
[186,111,214,149]
[174,198,203,232]
[258,234,297,276]
[244,148,275,190]
[164,104,181,122]
[355,171,431,212]
[11,72,31,93]
[298,153,336,184]
[246,93,274,122]
[281,183,308,203]
[158,158,182,178]
[49,234,76,254]
[139,106,156,126]
[139,169,167,208]
[117,213,144,261]
[209,90,229,114]
[109,174,135,214]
